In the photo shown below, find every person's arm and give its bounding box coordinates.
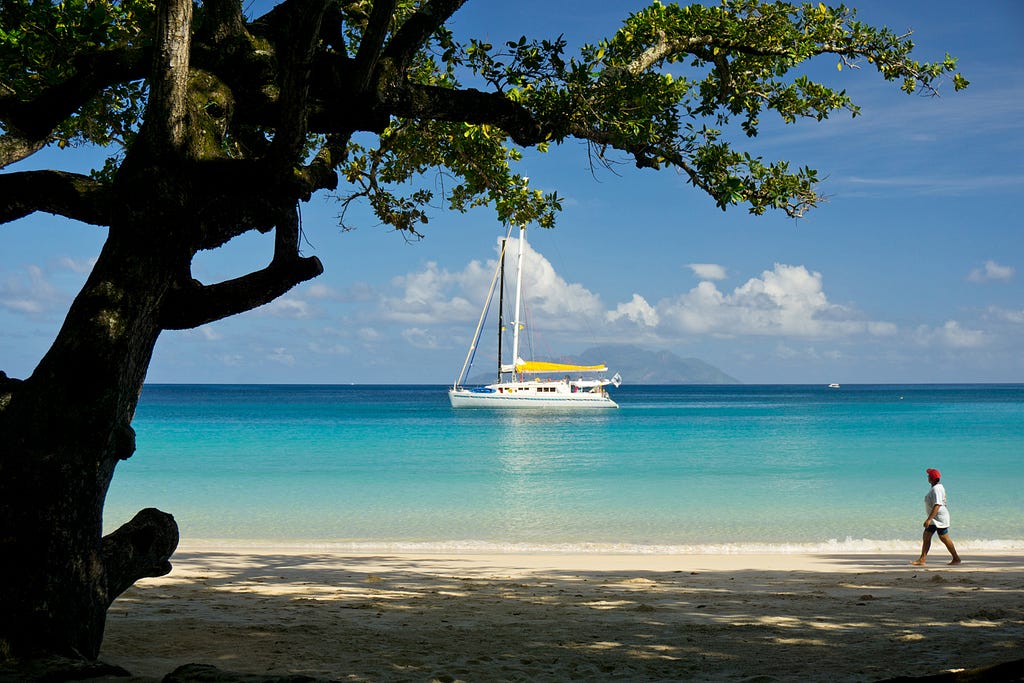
[923,504,942,527]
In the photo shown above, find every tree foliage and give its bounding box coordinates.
[2,0,965,232]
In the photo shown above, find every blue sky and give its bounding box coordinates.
[2,0,1022,385]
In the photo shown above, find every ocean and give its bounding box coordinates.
[104,384,1024,554]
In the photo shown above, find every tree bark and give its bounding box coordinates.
[0,0,204,652]
[0,0,319,655]
[0,223,182,660]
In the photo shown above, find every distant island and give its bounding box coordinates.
[468,344,739,385]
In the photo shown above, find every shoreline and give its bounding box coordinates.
[168,537,1024,555]
[168,540,1024,572]
[99,544,1024,682]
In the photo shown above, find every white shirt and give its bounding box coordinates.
[925,483,950,528]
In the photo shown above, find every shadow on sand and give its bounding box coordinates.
[96,552,1024,682]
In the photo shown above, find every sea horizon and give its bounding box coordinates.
[105,383,1024,554]
[142,381,1024,386]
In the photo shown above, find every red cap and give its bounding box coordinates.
[926,468,941,480]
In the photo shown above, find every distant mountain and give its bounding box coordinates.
[577,345,740,385]
[467,345,739,385]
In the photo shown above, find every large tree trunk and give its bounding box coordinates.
[0,0,323,663]
[0,226,181,660]
[0,0,191,660]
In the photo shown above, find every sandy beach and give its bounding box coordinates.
[93,544,1024,682]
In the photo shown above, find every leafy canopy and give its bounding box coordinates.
[1,0,966,235]
[0,0,151,151]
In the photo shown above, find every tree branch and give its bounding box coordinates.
[270,0,330,165]
[0,47,148,143]
[382,0,467,73]
[147,0,193,154]
[623,33,904,76]
[0,171,110,225]
[200,0,247,44]
[160,255,323,329]
[295,134,347,198]
[351,0,397,92]
[102,507,179,605]
[161,205,323,330]
[383,84,544,146]
[0,133,46,170]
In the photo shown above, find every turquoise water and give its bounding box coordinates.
[104,384,1024,553]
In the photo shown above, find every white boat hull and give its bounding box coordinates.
[449,384,618,409]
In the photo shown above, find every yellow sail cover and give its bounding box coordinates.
[515,361,608,374]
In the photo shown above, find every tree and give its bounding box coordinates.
[0,0,963,666]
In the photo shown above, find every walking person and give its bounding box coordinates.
[911,468,962,566]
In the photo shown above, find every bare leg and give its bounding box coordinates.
[938,533,961,564]
[911,528,934,565]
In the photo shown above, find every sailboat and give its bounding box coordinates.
[448,224,621,409]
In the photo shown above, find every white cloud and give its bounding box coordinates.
[380,238,605,335]
[844,174,1024,197]
[517,239,605,327]
[192,326,223,341]
[382,259,486,325]
[267,347,296,365]
[914,320,987,349]
[607,294,659,327]
[986,306,1024,324]
[306,281,377,302]
[687,263,727,280]
[357,327,382,342]
[55,256,96,274]
[652,263,888,339]
[0,296,44,314]
[259,297,313,318]
[216,353,244,367]
[866,321,899,336]
[732,264,830,333]
[968,260,1015,283]
[0,265,61,315]
[402,327,440,349]
[773,343,845,362]
[308,342,350,355]
[377,248,899,355]
[305,283,337,299]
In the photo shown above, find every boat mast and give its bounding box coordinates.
[497,238,506,382]
[511,224,526,373]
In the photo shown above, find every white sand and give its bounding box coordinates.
[99,544,1024,682]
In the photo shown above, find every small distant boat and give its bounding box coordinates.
[828,383,841,389]
[449,225,620,409]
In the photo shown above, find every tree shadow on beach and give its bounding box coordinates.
[823,554,1024,570]
[101,552,1024,682]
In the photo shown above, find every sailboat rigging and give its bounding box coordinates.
[449,224,621,408]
